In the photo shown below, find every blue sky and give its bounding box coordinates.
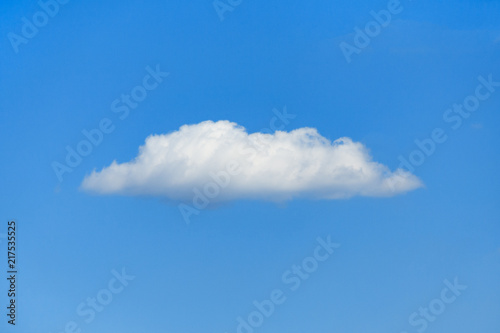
[1,0,499,332]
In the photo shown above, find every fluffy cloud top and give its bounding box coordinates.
[81,120,422,202]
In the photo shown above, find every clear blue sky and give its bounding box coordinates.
[1,0,499,332]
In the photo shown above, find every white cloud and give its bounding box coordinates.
[81,120,422,202]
